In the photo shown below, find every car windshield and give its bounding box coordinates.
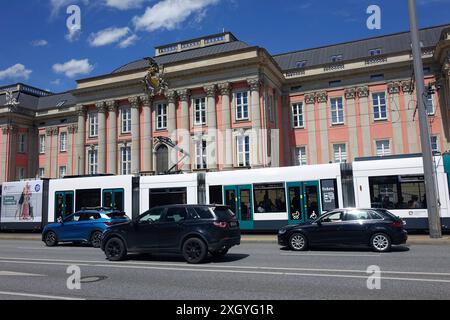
[213,207,236,220]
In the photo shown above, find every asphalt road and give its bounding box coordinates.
[0,240,450,300]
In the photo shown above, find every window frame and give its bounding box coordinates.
[235,91,249,121]
[59,166,67,178]
[18,134,27,153]
[60,132,67,152]
[120,146,132,175]
[193,97,207,126]
[236,135,251,167]
[425,93,435,116]
[330,97,345,125]
[292,103,304,128]
[332,143,347,163]
[156,103,168,130]
[372,92,388,121]
[89,112,99,137]
[375,140,391,156]
[88,149,98,175]
[294,146,307,166]
[121,107,132,134]
[39,135,46,154]
[194,138,207,170]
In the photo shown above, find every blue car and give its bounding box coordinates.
[42,209,130,248]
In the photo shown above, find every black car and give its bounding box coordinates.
[278,208,407,252]
[101,204,241,263]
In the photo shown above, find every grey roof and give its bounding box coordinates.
[273,24,449,71]
[112,41,251,74]
[0,92,39,110]
[37,92,76,111]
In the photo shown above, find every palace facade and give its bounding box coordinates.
[0,24,449,182]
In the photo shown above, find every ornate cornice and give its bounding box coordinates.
[344,87,356,100]
[218,82,231,96]
[166,90,178,104]
[178,89,191,102]
[105,100,118,112]
[46,127,58,136]
[128,96,140,109]
[304,93,315,104]
[247,78,261,92]
[203,85,217,98]
[401,80,413,93]
[357,86,369,98]
[67,125,78,134]
[387,81,401,94]
[95,101,107,113]
[316,91,328,103]
[75,104,86,116]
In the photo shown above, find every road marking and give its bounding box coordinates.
[0,290,85,300]
[281,253,381,257]
[0,271,46,277]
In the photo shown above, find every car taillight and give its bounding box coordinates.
[391,220,403,228]
[214,222,228,229]
[104,222,113,226]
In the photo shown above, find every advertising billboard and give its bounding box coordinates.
[0,180,43,223]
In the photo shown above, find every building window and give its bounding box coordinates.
[39,135,45,154]
[369,48,382,56]
[156,104,167,130]
[235,92,249,121]
[237,135,250,167]
[60,132,67,152]
[292,103,304,128]
[372,93,387,120]
[431,136,439,152]
[193,98,207,126]
[18,134,27,153]
[121,108,132,133]
[376,140,391,156]
[18,168,26,180]
[333,144,347,163]
[88,149,98,175]
[426,93,435,115]
[59,166,67,178]
[267,95,274,122]
[195,139,207,170]
[330,97,344,125]
[295,147,307,166]
[89,113,98,137]
[331,54,343,62]
[121,146,131,175]
[38,168,45,178]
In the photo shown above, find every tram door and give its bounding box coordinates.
[103,189,124,211]
[223,185,253,230]
[55,191,74,222]
[287,181,321,224]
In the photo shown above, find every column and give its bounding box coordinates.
[248,79,262,167]
[204,85,218,170]
[317,91,329,163]
[305,93,317,164]
[388,82,404,154]
[106,100,118,174]
[357,87,372,156]
[140,95,153,173]
[45,127,53,177]
[51,128,58,178]
[345,88,359,161]
[67,125,77,175]
[219,83,232,169]
[178,89,191,172]
[166,90,178,169]
[8,126,18,181]
[75,105,86,175]
[281,94,291,166]
[0,127,8,182]
[96,101,107,174]
[128,96,141,174]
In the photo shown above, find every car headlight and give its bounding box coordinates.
[278,229,287,235]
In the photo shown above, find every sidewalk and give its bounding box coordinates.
[0,233,449,245]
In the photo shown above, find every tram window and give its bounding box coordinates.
[369,176,427,209]
[253,183,286,213]
[209,185,223,205]
[149,188,187,209]
[75,189,101,211]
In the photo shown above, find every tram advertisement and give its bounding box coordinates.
[1,180,43,223]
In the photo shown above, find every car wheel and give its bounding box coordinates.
[370,233,391,252]
[90,231,103,248]
[289,233,308,251]
[182,238,208,264]
[104,237,127,261]
[210,248,229,258]
[44,231,58,247]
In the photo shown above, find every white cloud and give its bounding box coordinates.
[88,27,131,47]
[31,40,49,47]
[52,59,93,78]
[133,0,220,32]
[119,34,139,48]
[0,64,32,80]
[104,0,146,10]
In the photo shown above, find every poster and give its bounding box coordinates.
[1,180,43,223]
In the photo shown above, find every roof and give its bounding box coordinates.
[273,24,449,71]
[36,92,76,111]
[112,40,252,74]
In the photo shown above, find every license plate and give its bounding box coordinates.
[229,221,237,228]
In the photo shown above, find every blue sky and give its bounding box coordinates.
[0,0,449,93]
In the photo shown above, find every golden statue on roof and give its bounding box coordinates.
[142,57,168,98]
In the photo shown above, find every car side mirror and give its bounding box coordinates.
[57,217,63,224]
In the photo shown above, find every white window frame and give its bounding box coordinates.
[330,97,344,125]
[295,146,307,166]
[372,92,388,120]
[89,113,99,137]
[235,91,249,121]
[60,132,67,152]
[88,149,98,175]
[193,97,207,126]
[59,166,67,178]
[431,136,439,152]
[39,135,45,154]
[376,140,391,156]
[121,107,132,133]
[292,103,304,128]
[156,103,168,130]
[237,135,251,167]
[18,134,27,153]
[426,93,435,115]
[121,146,132,175]
[194,138,207,170]
[333,143,347,163]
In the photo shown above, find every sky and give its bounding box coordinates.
[0,0,449,93]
